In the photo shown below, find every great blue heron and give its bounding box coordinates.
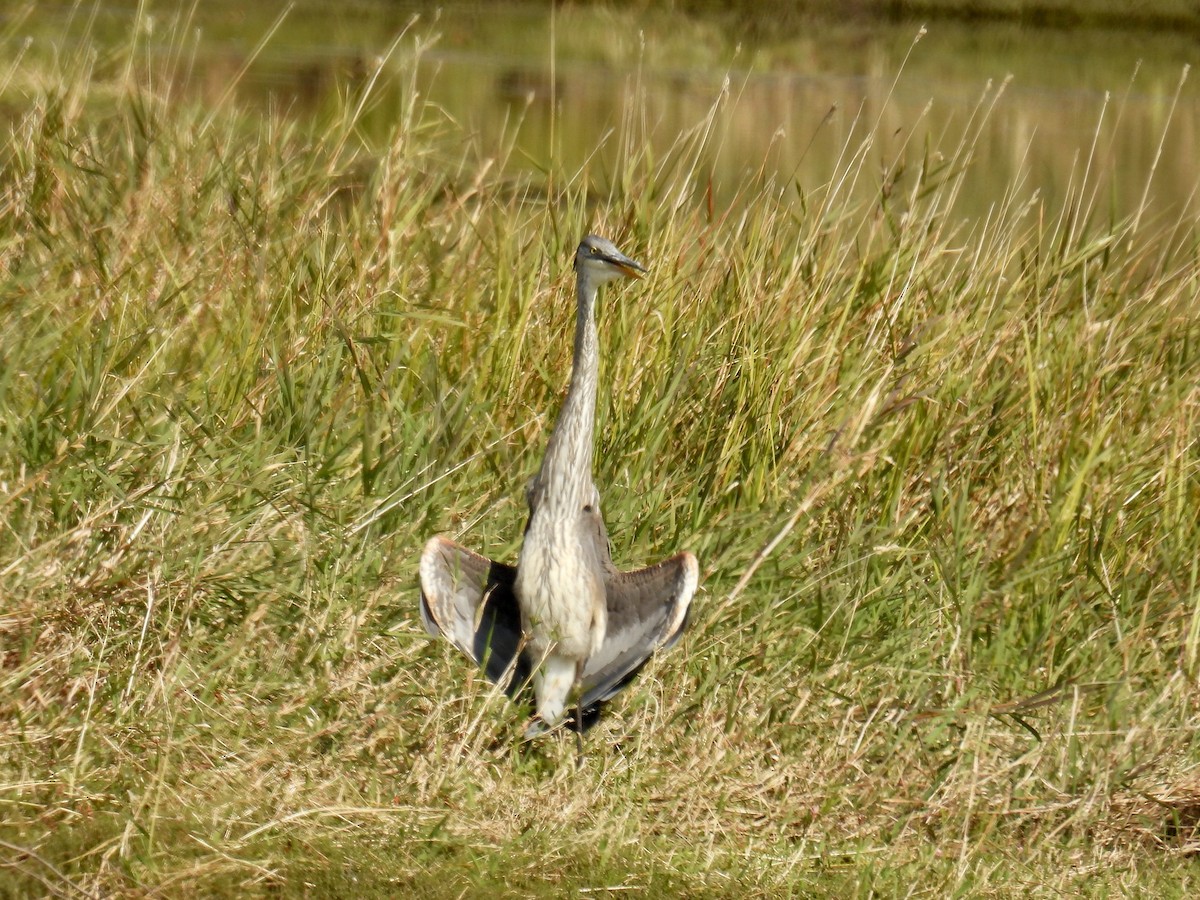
[420,235,698,738]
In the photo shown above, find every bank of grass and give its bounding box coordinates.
[2,18,1200,899]
[673,0,1200,34]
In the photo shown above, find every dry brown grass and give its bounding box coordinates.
[2,5,1200,897]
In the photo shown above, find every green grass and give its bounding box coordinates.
[3,9,1200,898]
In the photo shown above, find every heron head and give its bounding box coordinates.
[574,235,647,285]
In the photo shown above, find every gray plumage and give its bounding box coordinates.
[420,235,698,734]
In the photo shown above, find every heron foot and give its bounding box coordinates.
[523,716,550,739]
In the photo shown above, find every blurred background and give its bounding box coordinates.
[4,0,1198,225]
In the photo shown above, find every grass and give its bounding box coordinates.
[2,6,1200,897]
[672,0,1200,35]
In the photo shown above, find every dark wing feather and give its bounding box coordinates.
[580,551,698,710]
[418,536,531,695]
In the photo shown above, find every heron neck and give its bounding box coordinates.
[538,271,599,512]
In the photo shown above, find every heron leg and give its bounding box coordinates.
[573,659,586,769]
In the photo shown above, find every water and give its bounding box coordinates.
[9,2,1199,226]
[404,9,1199,226]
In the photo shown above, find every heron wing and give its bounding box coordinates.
[420,532,698,731]
[580,550,698,709]
[418,536,531,693]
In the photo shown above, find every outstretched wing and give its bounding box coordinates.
[418,536,530,693]
[420,534,699,731]
[580,551,698,710]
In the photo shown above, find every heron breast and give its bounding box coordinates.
[515,519,606,659]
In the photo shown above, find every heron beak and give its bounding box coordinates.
[612,258,647,280]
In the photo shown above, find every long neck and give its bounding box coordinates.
[537,270,599,513]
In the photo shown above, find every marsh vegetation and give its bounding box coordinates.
[2,2,1200,895]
